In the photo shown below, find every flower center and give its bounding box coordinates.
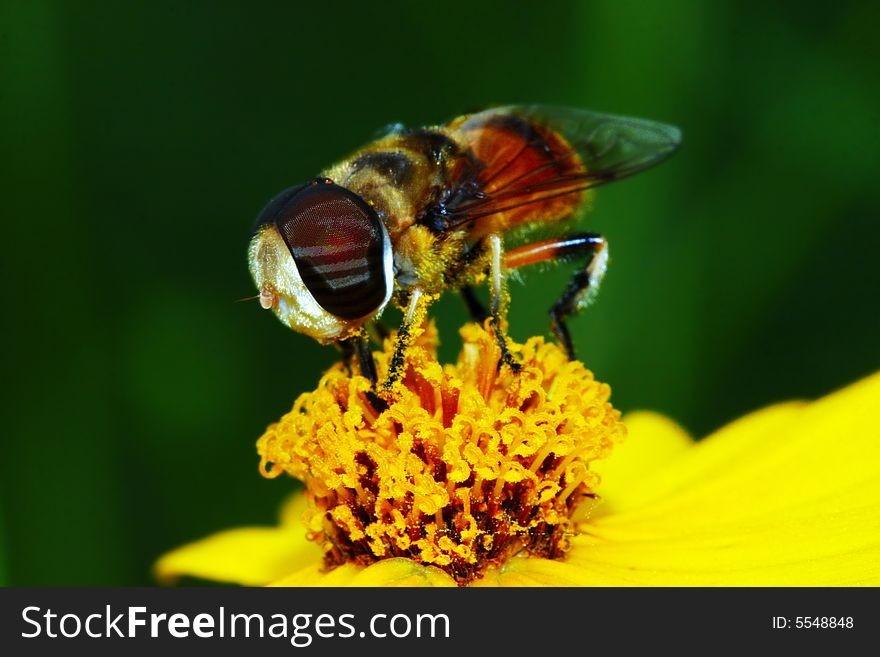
[257,322,625,585]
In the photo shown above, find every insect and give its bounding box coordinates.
[248,105,680,393]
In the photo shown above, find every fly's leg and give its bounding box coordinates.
[487,234,521,372]
[505,232,608,361]
[336,339,356,376]
[453,238,489,323]
[547,234,607,360]
[353,333,380,386]
[460,285,489,324]
[339,333,387,411]
[381,288,431,393]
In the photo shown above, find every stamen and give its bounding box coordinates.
[256,321,625,585]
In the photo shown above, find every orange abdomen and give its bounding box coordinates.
[448,112,588,238]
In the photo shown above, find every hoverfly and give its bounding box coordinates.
[248,106,680,393]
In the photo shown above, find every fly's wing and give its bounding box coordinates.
[433,105,681,236]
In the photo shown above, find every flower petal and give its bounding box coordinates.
[269,557,457,587]
[485,372,880,585]
[473,553,596,586]
[279,490,309,528]
[593,411,693,514]
[155,493,320,586]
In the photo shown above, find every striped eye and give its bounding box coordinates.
[268,180,392,320]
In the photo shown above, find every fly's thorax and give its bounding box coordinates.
[324,131,456,242]
[392,226,480,297]
[247,225,365,343]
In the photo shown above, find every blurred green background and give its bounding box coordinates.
[1,0,878,586]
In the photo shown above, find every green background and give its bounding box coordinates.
[2,0,878,586]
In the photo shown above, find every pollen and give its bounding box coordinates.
[257,322,625,585]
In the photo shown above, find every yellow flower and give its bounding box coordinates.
[155,322,880,586]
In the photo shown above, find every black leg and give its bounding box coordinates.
[486,234,521,372]
[336,339,356,375]
[460,285,489,323]
[351,334,379,386]
[549,271,591,360]
[382,322,413,391]
[381,288,430,392]
[490,318,521,372]
[548,234,607,361]
[451,238,489,322]
[505,232,608,361]
[342,333,388,412]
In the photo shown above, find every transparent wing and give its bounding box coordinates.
[506,105,681,183]
[435,105,681,230]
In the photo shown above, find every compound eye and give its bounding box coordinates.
[272,181,392,320]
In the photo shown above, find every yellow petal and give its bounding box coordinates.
[593,411,693,514]
[473,552,596,586]
[269,557,457,587]
[483,372,880,585]
[279,489,309,528]
[155,492,320,586]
